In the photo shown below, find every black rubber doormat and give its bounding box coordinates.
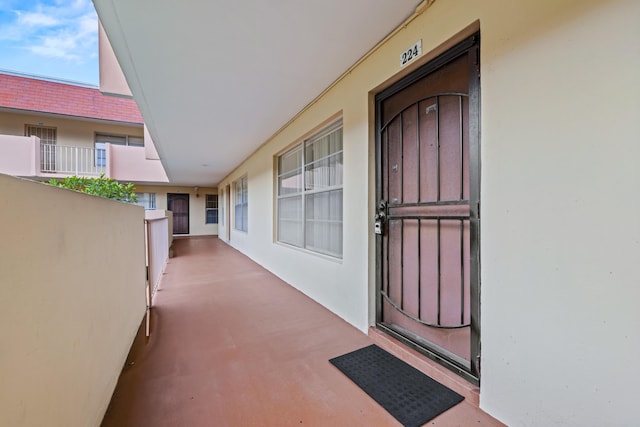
[329,344,464,427]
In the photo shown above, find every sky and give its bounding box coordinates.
[0,0,99,85]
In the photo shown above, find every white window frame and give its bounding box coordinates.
[95,142,107,167]
[276,120,343,258]
[220,190,225,226]
[135,192,156,210]
[234,176,248,232]
[94,133,143,167]
[205,194,218,224]
[94,133,144,147]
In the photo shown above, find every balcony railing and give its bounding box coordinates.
[0,135,168,182]
[40,143,106,176]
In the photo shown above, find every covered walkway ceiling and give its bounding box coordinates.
[94,0,423,186]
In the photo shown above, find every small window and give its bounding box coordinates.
[95,142,106,167]
[94,133,143,167]
[25,124,57,144]
[277,121,343,257]
[95,133,144,147]
[135,193,156,210]
[234,176,248,232]
[206,194,218,224]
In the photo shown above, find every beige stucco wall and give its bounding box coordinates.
[0,173,147,426]
[145,209,174,247]
[217,1,640,426]
[0,110,143,149]
[136,185,218,236]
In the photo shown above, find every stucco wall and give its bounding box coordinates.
[0,110,143,149]
[477,1,639,425]
[108,144,168,183]
[0,135,39,176]
[135,185,218,236]
[98,20,133,98]
[0,174,147,427]
[217,0,640,426]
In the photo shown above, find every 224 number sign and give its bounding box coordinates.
[400,40,422,68]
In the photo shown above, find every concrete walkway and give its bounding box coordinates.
[102,236,503,427]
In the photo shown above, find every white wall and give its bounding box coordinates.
[0,173,147,426]
[479,1,640,425]
[222,113,368,334]
[219,1,639,425]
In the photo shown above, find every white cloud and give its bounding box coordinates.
[71,0,91,10]
[30,38,77,60]
[16,11,60,27]
[77,12,97,37]
[2,1,98,64]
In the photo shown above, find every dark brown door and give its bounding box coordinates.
[168,193,189,235]
[375,34,480,383]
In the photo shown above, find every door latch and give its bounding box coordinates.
[374,200,388,235]
[374,221,383,235]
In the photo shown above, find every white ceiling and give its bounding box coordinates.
[94,0,422,186]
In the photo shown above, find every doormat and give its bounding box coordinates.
[329,344,464,427]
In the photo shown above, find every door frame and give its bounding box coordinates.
[225,185,231,241]
[167,193,190,235]
[374,33,481,384]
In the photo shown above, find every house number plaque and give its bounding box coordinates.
[400,40,422,67]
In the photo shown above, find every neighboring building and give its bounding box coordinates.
[0,71,219,236]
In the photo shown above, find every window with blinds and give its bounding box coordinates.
[95,133,144,146]
[277,121,343,258]
[234,177,248,232]
[206,194,218,224]
[135,193,156,210]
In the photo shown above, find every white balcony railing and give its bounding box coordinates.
[0,136,168,182]
[40,144,106,176]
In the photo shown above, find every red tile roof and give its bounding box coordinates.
[0,72,143,124]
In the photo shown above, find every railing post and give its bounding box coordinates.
[75,146,79,175]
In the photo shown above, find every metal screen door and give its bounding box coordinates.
[375,34,480,383]
[26,125,57,172]
[168,193,190,235]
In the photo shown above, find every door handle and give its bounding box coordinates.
[374,200,387,235]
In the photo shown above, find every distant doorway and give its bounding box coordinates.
[168,193,189,234]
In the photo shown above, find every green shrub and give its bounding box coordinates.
[48,175,137,203]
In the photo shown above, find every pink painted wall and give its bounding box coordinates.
[107,144,168,183]
[144,125,160,160]
[0,135,39,176]
[98,20,133,98]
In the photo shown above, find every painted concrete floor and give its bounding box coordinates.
[102,236,504,427]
